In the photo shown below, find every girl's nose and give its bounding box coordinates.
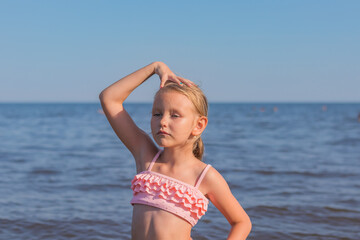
[160,116,167,126]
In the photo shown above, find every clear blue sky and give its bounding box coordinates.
[1,0,359,103]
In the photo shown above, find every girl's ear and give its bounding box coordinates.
[192,116,208,136]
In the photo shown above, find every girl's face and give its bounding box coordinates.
[151,90,200,148]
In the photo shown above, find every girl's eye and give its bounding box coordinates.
[171,114,180,118]
[153,113,162,117]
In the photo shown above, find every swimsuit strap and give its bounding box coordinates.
[147,149,163,171]
[194,164,212,189]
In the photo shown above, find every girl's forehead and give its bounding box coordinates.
[153,91,195,111]
[154,90,186,103]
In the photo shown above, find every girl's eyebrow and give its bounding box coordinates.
[152,105,186,113]
[170,108,181,112]
[152,106,162,112]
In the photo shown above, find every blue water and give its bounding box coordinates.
[0,103,359,240]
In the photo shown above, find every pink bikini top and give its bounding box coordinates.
[130,150,211,226]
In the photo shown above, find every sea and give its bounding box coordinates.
[0,102,359,240]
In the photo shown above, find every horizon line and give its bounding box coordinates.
[1,101,360,104]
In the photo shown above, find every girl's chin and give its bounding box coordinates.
[156,142,169,148]
[154,139,173,148]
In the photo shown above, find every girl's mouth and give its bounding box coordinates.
[157,130,170,135]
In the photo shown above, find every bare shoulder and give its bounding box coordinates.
[201,165,230,198]
[204,165,225,183]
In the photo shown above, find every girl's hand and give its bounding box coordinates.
[154,62,194,88]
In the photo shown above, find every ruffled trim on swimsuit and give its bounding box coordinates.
[131,171,209,219]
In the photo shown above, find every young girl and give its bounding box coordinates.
[99,62,251,240]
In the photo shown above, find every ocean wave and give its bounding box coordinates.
[29,169,61,176]
[74,183,128,191]
[253,169,358,178]
[0,218,124,240]
[324,206,360,213]
[328,137,360,146]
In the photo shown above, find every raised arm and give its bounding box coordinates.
[99,62,157,164]
[98,62,192,167]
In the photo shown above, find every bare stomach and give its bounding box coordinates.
[131,204,193,240]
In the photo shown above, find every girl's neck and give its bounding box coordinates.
[160,145,197,168]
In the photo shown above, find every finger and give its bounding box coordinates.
[168,75,182,85]
[178,76,192,84]
[160,75,168,88]
[173,76,186,86]
[178,76,195,87]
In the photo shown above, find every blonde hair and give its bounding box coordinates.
[155,81,208,160]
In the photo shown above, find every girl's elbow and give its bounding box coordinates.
[234,215,252,232]
[245,214,252,230]
[99,91,106,101]
[247,218,252,232]
[231,216,251,226]
[99,91,114,104]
